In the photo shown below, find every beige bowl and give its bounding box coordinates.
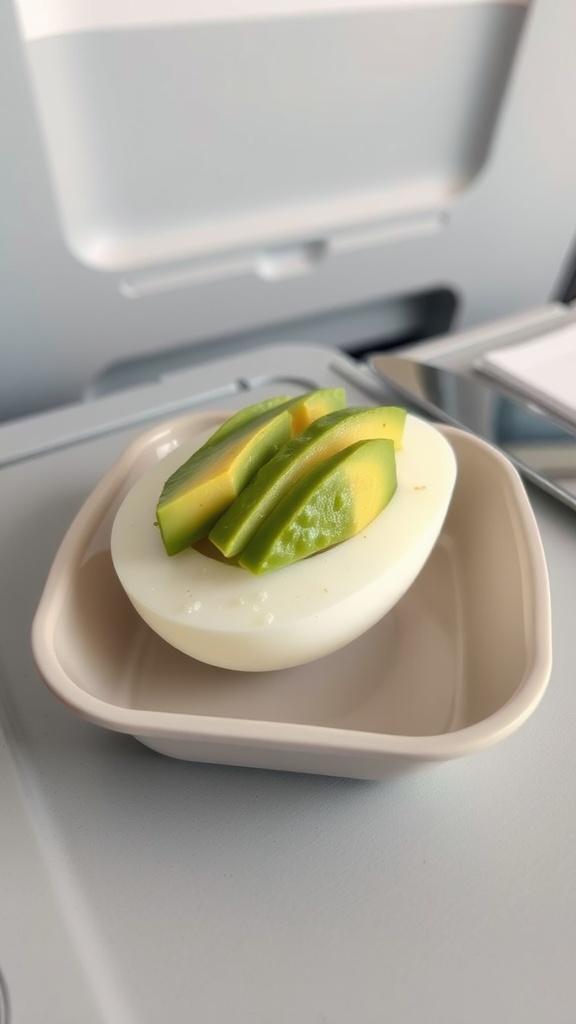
[32,412,552,780]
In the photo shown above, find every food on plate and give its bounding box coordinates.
[238,437,398,574]
[156,388,345,555]
[210,405,406,559]
[110,409,457,671]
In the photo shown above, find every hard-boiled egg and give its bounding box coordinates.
[110,414,456,672]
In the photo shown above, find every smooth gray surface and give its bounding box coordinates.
[26,7,521,270]
[3,0,576,420]
[1,344,576,1023]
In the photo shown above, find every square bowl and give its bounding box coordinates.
[32,412,552,779]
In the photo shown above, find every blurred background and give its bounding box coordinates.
[2,0,576,423]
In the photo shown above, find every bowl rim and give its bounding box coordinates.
[31,414,553,763]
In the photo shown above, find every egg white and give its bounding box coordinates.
[110,414,457,671]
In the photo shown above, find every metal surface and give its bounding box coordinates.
[370,352,576,511]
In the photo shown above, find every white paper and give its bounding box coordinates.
[476,323,576,425]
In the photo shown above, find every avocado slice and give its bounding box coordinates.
[209,405,406,558]
[202,388,345,451]
[201,395,291,449]
[285,387,346,433]
[238,437,398,574]
[156,388,347,555]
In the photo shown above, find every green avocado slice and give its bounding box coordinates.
[156,388,347,555]
[209,405,406,558]
[201,396,291,449]
[238,437,398,575]
[202,388,345,451]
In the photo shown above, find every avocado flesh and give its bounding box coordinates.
[201,396,291,449]
[156,409,292,555]
[202,388,345,451]
[238,437,398,574]
[156,388,347,556]
[286,387,346,433]
[209,405,406,558]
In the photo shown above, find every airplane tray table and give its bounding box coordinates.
[1,341,575,1023]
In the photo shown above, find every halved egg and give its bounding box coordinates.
[110,414,457,671]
